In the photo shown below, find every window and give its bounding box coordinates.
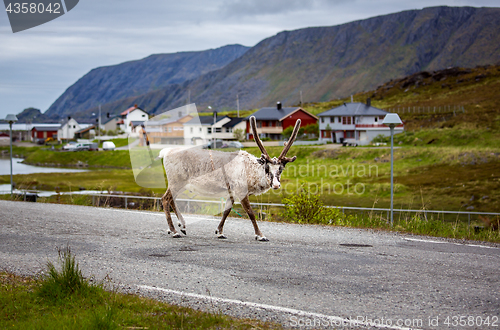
[330,117,335,123]
[190,127,193,133]
[321,117,325,123]
[374,117,378,123]
[207,127,212,134]
[199,127,202,132]
[226,127,232,133]
[142,114,146,117]
[215,127,222,133]
[257,121,262,128]
[342,117,352,125]
[168,127,172,133]
[277,121,282,127]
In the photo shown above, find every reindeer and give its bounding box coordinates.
[159,116,301,241]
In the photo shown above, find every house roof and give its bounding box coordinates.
[222,117,244,128]
[31,126,60,132]
[130,120,146,127]
[121,106,148,116]
[102,116,119,125]
[75,125,96,134]
[245,107,318,121]
[318,103,388,117]
[184,115,229,125]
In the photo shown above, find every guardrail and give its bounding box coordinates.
[3,190,498,227]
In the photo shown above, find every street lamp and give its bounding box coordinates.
[383,113,402,226]
[5,114,18,195]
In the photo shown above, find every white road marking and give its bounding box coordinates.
[404,237,499,249]
[138,285,417,330]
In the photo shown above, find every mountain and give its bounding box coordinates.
[44,44,249,119]
[45,6,500,119]
[15,107,53,123]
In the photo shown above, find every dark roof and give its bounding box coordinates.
[184,115,229,125]
[130,120,146,126]
[318,103,388,117]
[245,107,317,121]
[102,116,119,125]
[245,107,300,121]
[31,126,60,131]
[75,125,96,134]
[222,117,244,128]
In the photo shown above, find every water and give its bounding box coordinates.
[0,157,88,175]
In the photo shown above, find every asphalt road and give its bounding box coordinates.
[1,200,499,329]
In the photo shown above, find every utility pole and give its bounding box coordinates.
[237,94,240,117]
[98,104,101,139]
[300,90,303,106]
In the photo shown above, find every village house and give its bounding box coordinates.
[119,105,149,134]
[183,115,232,146]
[57,118,91,141]
[146,115,193,145]
[102,115,121,133]
[318,99,404,145]
[31,125,60,143]
[245,102,318,140]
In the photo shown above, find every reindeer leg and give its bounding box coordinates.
[161,189,181,238]
[241,196,268,241]
[215,198,233,239]
[170,200,187,235]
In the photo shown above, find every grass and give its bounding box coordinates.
[0,247,280,330]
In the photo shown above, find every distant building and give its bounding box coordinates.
[120,105,149,133]
[318,99,404,145]
[31,125,60,142]
[74,125,96,140]
[245,102,318,140]
[183,115,230,146]
[57,118,91,141]
[102,116,121,132]
[146,115,193,145]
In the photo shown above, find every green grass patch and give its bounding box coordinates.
[0,248,280,330]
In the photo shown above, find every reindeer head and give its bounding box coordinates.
[250,116,301,190]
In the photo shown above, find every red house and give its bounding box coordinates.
[31,126,59,142]
[245,102,318,140]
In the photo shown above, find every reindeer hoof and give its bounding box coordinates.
[255,235,269,242]
[172,233,182,238]
[181,229,187,235]
[217,234,227,239]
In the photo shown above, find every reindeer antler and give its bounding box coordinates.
[278,119,301,163]
[250,116,272,162]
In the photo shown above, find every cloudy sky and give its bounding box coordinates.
[0,0,497,119]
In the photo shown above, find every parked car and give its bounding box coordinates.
[62,142,78,150]
[203,140,226,149]
[102,141,116,151]
[224,141,244,149]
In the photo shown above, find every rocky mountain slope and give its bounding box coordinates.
[44,44,249,119]
[45,6,500,119]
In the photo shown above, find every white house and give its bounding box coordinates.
[183,115,234,145]
[57,118,91,141]
[120,105,149,134]
[318,99,404,146]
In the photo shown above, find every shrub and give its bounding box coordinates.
[281,185,349,225]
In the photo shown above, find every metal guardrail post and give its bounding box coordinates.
[125,196,128,209]
[468,213,471,228]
